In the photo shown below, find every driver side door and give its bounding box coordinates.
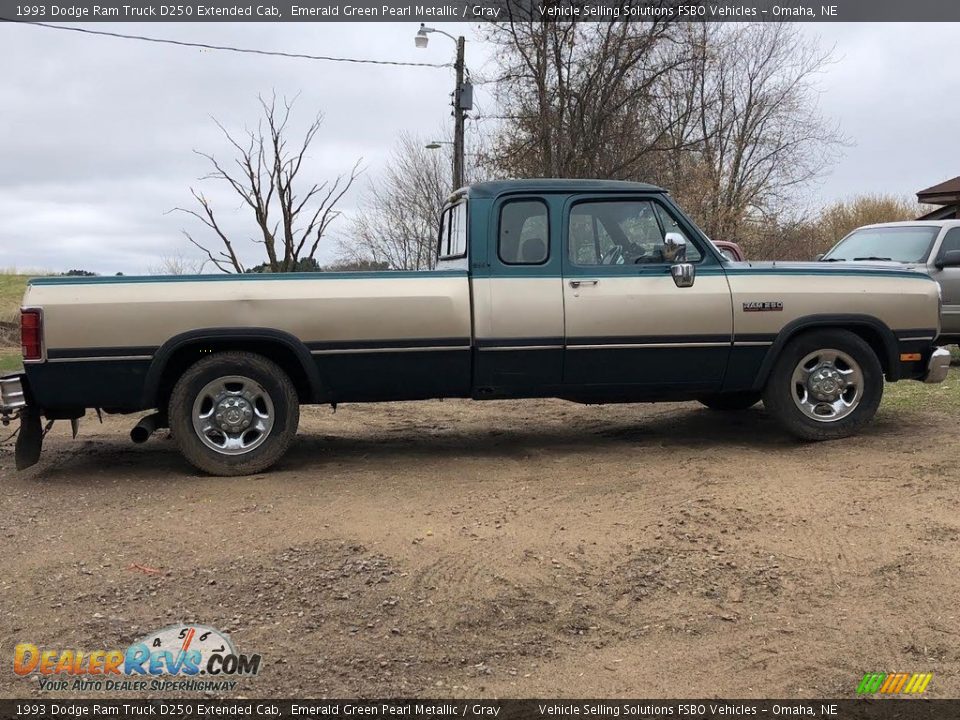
[561,195,733,391]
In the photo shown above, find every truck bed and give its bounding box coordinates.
[23,271,473,409]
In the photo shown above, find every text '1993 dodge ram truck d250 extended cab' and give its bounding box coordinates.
[0,180,951,476]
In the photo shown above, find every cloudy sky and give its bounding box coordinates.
[0,21,958,274]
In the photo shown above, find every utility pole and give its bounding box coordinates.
[452,34,466,190]
[415,24,471,192]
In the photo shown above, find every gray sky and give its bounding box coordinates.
[0,21,958,274]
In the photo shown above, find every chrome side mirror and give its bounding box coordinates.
[671,263,696,288]
[664,232,687,263]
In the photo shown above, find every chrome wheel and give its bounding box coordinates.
[191,375,274,455]
[790,348,863,423]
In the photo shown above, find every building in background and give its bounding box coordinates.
[918,177,960,219]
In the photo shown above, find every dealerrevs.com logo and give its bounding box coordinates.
[13,624,261,693]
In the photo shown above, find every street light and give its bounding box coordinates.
[415,24,458,48]
[414,26,429,48]
[414,23,470,191]
[425,140,452,150]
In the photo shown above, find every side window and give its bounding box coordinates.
[654,203,692,247]
[499,200,549,265]
[937,228,960,261]
[569,200,702,266]
[438,202,467,260]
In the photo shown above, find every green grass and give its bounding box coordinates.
[0,347,22,373]
[882,367,960,413]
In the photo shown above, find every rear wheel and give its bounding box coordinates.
[697,392,761,411]
[168,351,299,475]
[762,329,882,441]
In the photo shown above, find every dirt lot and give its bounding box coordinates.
[1,378,959,699]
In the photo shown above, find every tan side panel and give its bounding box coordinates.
[29,277,472,351]
[563,274,733,339]
[729,275,941,335]
[472,277,564,341]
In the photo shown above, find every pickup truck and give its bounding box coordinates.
[819,220,960,343]
[0,179,950,476]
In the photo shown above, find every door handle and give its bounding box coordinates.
[569,279,599,288]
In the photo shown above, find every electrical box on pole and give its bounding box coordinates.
[458,81,473,111]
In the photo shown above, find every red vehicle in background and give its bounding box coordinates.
[713,240,746,261]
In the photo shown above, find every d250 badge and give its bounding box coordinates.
[743,301,783,312]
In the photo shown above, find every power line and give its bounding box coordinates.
[1,19,453,69]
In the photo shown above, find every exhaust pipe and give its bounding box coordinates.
[130,413,162,444]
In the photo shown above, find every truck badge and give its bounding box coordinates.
[743,301,783,312]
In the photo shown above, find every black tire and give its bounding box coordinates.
[697,392,762,411]
[762,329,882,441]
[168,351,299,476]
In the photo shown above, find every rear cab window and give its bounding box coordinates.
[499,199,549,265]
[437,200,468,263]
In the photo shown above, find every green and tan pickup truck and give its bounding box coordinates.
[0,179,950,476]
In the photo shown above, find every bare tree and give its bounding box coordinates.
[654,24,844,243]
[149,251,207,276]
[340,133,449,271]
[478,6,689,179]
[176,94,362,273]
[482,14,843,256]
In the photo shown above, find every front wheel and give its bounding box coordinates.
[168,351,300,475]
[762,329,883,441]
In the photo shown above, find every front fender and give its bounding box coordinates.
[751,314,899,391]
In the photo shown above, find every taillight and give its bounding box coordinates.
[21,309,42,361]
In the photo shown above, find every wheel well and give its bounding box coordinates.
[755,320,897,392]
[841,325,891,376]
[788,324,893,376]
[153,340,315,411]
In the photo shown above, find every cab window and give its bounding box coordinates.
[438,201,467,260]
[499,200,549,265]
[569,200,701,266]
[936,227,960,261]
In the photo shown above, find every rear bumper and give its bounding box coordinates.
[0,374,27,413]
[1,374,43,471]
[923,347,951,384]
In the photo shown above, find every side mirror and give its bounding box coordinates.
[671,263,696,288]
[935,249,960,269]
[815,253,824,261]
[664,232,687,263]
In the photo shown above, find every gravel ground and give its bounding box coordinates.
[1,392,958,698]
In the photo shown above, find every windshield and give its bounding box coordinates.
[822,226,939,263]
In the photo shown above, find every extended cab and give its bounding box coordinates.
[0,179,950,476]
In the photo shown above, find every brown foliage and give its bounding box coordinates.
[737,195,929,261]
